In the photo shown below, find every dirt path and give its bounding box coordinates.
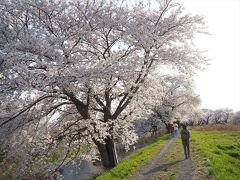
[175,148,193,180]
[129,136,194,180]
[129,138,175,180]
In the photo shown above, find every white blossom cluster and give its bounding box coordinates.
[0,0,207,177]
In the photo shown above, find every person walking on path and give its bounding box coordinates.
[173,122,178,137]
[180,125,190,159]
[168,123,174,138]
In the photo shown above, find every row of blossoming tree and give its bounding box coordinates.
[133,73,201,134]
[0,0,207,178]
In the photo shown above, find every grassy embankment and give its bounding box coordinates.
[141,125,240,180]
[191,125,240,180]
[93,134,169,180]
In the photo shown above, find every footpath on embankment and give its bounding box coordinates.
[128,136,194,180]
[94,133,209,180]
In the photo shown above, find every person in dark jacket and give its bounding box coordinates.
[180,125,190,159]
[168,123,174,138]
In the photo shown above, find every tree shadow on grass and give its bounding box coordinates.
[143,159,184,175]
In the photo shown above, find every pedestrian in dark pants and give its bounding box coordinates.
[180,125,190,159]
[168,123,174,138]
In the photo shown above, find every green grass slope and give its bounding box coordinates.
[191,130,240,180]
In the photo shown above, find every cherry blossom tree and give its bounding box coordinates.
[196,108,234,125]
[197,108,214,125]
[185,109,204,126]
[210,108,234,124]
[139,74,201,130]
[0,0,207,177]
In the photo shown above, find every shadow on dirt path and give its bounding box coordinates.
[175,157,193,180]
[143,159,184,176]
[130,137,176,180]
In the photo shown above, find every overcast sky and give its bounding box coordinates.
[179,0,240,112]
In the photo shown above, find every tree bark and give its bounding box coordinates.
[94,137,118,168]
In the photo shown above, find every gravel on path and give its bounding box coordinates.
[130,137,175,180]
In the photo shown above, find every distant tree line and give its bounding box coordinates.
[185,108,238,126]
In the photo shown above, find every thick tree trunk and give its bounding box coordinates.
[94,137,118,168]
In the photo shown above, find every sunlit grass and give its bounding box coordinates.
[92,134,169,180]
[191,130,240,180]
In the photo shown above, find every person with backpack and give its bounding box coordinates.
[180,124,190,159]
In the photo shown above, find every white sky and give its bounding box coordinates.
[179,0,240,112]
